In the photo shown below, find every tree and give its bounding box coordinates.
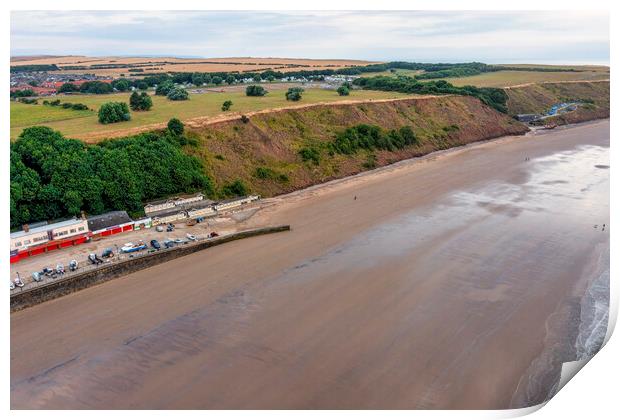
[129,91,153,111]
[212,76,223,85]
[98,102,131,124]
[114,79,130,92]
[155,80,174,96]
[167,118,184,136]
[79,81,113,94]
[246,85,267,96]
[137,81,148,90]
[10,127,214,228]
[167,87,189,101]
[58,83,79,93]
[225,75,235,85]
[285,87,304,101]
[221,100,233,111]
[191,73,204,86]
[337,85,350,96]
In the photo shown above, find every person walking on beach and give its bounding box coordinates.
[354,195,357,201]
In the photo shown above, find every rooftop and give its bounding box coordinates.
[87,211,133,232]
[10,217,84,239]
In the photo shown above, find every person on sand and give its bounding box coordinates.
[354,195,357,200]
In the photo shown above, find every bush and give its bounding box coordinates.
[246,85,267,96]
[137,81,148,90]
[299,147,320,165]
[221,100,233,111]
[130,91,153,111]
[71,103,89,110]
[331,124,419,155]
[221,179,248,197]
[241,115,250,124]
[254,167,276,179]
[10,89,35,98]
[18,98,38,104]
[285,87,304,101]
[337,85,350,96]
[167,118,184,136]
[167,87,189,101]
[98,102,131,124]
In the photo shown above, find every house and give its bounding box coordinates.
[213,195,260,212]
[151,209,188,225]
[144,192,205,216]
[10,217,90,263]
[186,201,217,219]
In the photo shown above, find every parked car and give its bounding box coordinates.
[166,225,175,232]
[173,238,183,244]
[10,281,15,290]
[186,233,197,241]
[88,253,103,265]
[56,263,65,274]
[14,277,24,287]
[101,248,114,258]
[164,240,174,248]
[120,242,147,253]
[156,225,164,232]
[69,260,78,271]
[196,217,205,223]
[32,272,42,282]
[150,239,161,250]
[41,267,54,276]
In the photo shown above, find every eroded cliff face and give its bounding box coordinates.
[505,80,610,120]
[185,95,529,197]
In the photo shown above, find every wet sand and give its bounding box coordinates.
[10,120,610,409]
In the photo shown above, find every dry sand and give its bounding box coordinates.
[10,120,610,409]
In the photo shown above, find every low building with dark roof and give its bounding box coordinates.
[87,211,134,237]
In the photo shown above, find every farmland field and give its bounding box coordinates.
[445,69,609,87]
[10,55,378,77]
[10,87,412,141]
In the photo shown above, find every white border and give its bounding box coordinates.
[2,1,615,419]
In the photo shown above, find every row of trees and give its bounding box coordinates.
[353,76,509,113]
[10,125,212,228]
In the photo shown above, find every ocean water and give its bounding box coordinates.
[575,243,610,359]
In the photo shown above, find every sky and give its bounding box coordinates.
[10,11,610,64]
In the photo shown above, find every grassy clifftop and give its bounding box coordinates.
[185,95,528,197]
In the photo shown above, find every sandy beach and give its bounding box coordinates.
[10,120,610,409]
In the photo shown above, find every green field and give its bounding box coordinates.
[445,69,609,88]
[11,87,412,142]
